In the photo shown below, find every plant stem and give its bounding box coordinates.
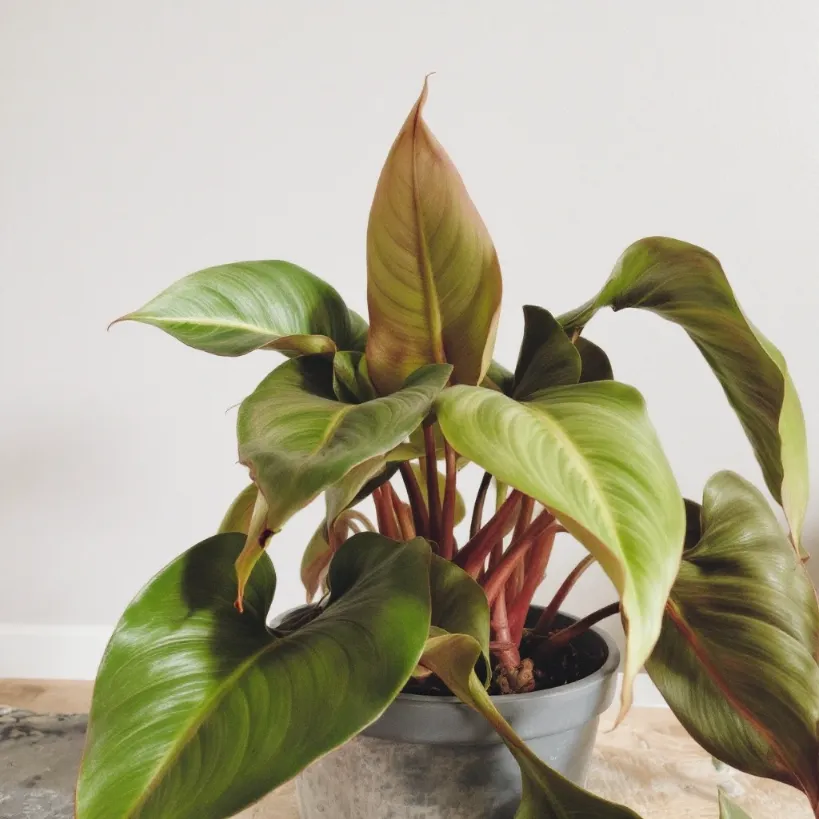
[456,491,522,576]
[389,486,416,540]
[470,471,492,539]
[482,513,556,605]
[399,462,429,537]
[532,554,595,636]
[490,588,520,671]
[507,496,534,598]
[423,425,441,546]
[507,527,557,643]
[439,442,458,559]
[373,485,400,540]
[539,602,620,655]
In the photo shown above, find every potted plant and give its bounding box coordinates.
[76,81,818,819]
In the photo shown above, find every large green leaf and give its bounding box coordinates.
[512,306,581,399]
[420,633,643,818]
[113,260,361,357]
[436,382,685,716]
[365,79,502,394]
[77,532,432,819]
[234,357,451,601]
[646,471,819,807]
[559,236,808,553]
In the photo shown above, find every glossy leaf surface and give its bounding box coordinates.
[647,471,819,807]
[114,260,360,357]
[77,533,432,819]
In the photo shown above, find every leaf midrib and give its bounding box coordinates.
[116,629,283,819]
[520,396,620,553]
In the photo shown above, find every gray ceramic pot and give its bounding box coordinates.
[296,611,619,819]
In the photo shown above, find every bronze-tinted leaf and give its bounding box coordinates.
[365,79,502,393]
[647,471,819,808]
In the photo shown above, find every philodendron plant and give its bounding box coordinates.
[77,81,818,819]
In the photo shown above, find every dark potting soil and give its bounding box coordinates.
[402,612,608,697]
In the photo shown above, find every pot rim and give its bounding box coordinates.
[397,617,620,707]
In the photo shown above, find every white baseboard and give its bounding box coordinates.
[0,624,668,707]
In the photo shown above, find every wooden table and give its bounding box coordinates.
[0,680,810,819]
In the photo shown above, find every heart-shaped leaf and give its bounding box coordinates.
[76,532,432,819]
[420,633,643,818]
[512,306,581,399]
[436,382,685,717]
[560,237,809,554]
[646,471,819,807]
[719,792,754,819]
[235,357,451,601]
[113,260,361,357]
[365,79,502,394]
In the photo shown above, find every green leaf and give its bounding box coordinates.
[76,532,432,819]
[235,358,451,601]
[420,633,643,818]
[512,306,581,399]
[576,337,613,382]
[483,359,515,394]
[559,236,809,554]
[113,260,361,357]
[347,310,369,352]
[365,79,502,394]
[428,554,490,676]
[719,792,754,819]
[436,382,685,716]
[646,471,819,806]
[332,351,377,403]
[217,483,258,534]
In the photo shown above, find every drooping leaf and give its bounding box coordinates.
[512,306,581,399]
[560,237,809,553]
[235,358,450,601]
[76,532,432,819]
[436,382,685,716]
[420,633,643,818]
[365,79,502,394]
[646,471,819,806]
[217,483,258,534]
[576,336,613,382]
[113,260,362,357]
[718,792,755,819]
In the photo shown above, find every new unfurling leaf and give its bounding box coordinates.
[366,79,502,394]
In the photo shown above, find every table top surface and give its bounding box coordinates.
[0,679,811,819]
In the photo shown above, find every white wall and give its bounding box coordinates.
[2,0,818,680]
